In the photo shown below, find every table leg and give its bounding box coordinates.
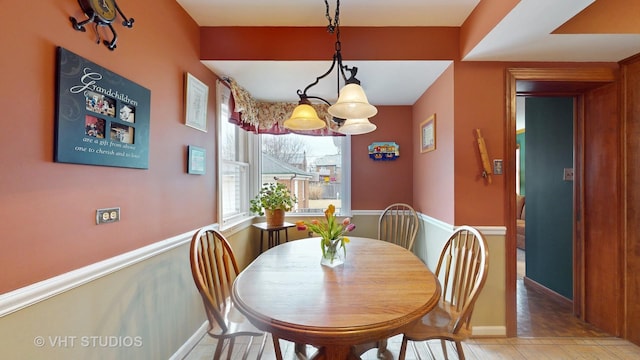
[352,340,390,360]
[294,342,307,359]
[312,345,359,360]
[260,231,264,253]
[268,231,275,249]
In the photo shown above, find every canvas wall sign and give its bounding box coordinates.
[55,47,151,169]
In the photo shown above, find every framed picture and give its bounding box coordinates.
[185,73,209,132]
[187,145,206,174]
[420,114,436,153]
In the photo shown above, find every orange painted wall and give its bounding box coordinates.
[351,106,414,210]
[1,0,623,295]
[460,0,519,59]
[412,65,455,223]
[452,61,507,225]
[554,0,640,34]
[412,61,619,226]
[201,27,459,60]
[0,0,218,293]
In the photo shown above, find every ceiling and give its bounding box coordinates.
[176,0,640,105]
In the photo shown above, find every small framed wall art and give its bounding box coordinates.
[187,145,206,175]
[185,73,209,132]
[420,114,436,153]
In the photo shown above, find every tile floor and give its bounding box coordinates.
[184,332,640,360]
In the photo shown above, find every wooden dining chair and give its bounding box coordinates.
[353,204,421,359]
[378,203,420,251]
[190,226,282,360]
[398,225,489,360]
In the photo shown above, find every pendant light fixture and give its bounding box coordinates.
[338,118,377,135]
[282,103,326,131]
[284,0,377,134]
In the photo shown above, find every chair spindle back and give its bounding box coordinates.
[378,203,420,251]
[435,225,489,333]
[190,227,241,334]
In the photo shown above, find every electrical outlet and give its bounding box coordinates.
[96,207,120,224]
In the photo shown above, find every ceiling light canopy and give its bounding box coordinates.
[284,0,377,135]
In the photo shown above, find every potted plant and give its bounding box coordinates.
[250,182,297,227]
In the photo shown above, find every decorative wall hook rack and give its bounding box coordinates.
[70,0,134,51]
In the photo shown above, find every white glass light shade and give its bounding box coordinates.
[337,118,377,135]
[283,104,327,130]
[328,83,378,119]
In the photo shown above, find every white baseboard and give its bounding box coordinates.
[170,321,208,360]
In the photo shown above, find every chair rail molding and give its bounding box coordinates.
[0,224,217,317]
[417,212,506,236]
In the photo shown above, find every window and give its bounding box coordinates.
[217,81,257,227]
[260,133,351,215]
[217,79,352,223]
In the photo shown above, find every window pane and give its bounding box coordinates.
[217,80,252,226]
[220,110,237,162]
[260,134,343,214]
[221,160,249,221]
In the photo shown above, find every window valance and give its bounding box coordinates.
[227,78,341,136]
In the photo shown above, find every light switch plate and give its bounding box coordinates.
[563,168,574,181]
[493,159,503,175]
[96,207,120,224]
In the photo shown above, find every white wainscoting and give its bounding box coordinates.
[415,214,507,337]
[0,225,214,359]
[0,226,209,317]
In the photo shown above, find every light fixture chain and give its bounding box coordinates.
[286,0,377,134]
[324,0,340,34]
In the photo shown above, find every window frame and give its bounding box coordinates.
[216,80,259,230]
[217,79,352,227]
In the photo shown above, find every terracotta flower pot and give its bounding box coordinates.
[265,209,285,227]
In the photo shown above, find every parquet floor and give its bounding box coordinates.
[184,250,640,359]
[516,249,611,338]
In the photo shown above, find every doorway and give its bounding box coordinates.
[505,68,619,337]
[514,95,612,337]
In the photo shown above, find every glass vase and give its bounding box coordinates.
[321,238,345,267]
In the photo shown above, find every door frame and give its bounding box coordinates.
[504,67,617,337]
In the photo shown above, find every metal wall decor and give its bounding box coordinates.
[368,142,400,161]
[70,0,134,50]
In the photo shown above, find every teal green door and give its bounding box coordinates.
[524,96,574,300]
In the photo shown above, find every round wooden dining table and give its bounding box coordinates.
[232,237,441,360]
